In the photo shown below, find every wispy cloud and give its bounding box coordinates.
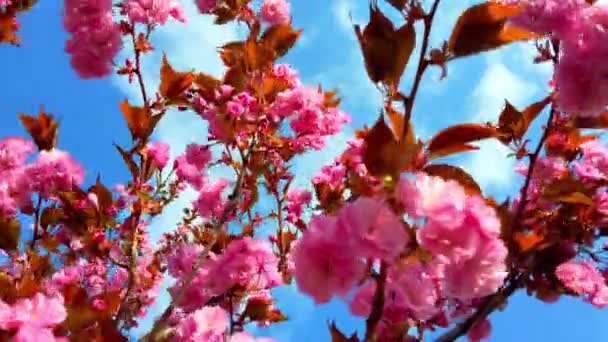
[459,51,539,193]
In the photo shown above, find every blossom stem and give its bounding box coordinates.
[29,196,42,250]
[435,105,556,342]
[139,170,246,342]
[364,261,388,342]
[402,0,442,140]
[131,29,149,106]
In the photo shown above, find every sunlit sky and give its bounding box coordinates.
[2,0,607,340]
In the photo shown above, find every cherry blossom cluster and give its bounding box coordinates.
[504,0,608,116]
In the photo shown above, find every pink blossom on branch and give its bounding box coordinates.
[123,0,186,25]
[260,0,291,25]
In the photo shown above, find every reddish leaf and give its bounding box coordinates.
[513,230,546,252]
[159,54,194,104]
[193,72,221,90]
[115,144,139,179]
[40,207,63,229]
[448,2,539,57]
[554,192,594,206]
[88,175,114,213]
[574,111,608,129]
[329,321,359,342]
[354,4,416,86]
[18,109,59,151]
[363,115,420,178]
[261,23,302,59]
[385,0,407,11]
[119,99,160,140]
[522,96,552,128]
[0,216,20,252]
[427,123,498,159]
[423,164,482,196]
[384,105,414,143]
[0,12,20,46]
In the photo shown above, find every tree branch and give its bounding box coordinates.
[434,105,556,342]
[364,261,388,342]
[402,0,442,139]
[139,171,246,342]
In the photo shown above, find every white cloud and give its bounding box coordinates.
[332,0,361,36]
[459,53,538,192]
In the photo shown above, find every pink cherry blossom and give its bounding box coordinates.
[123,0,186,25]
[172,306,227,342]
[397,173,466,226]
[292,215,365,303]
[555,259,608,307]
[467,319,491,342]
[194,178,229,218]
[338,197,408,261]
[195,0,217,14]
[260,0,290,25]
[26,149,85,197]
[146,141,170,169]
[230,332,276,342]
[285,188,311,222]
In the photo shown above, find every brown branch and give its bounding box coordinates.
[29,196,43,250]
[139,171,246,342]
[130,29,149,105]
[402,0,442,140]
[434,106,556,342]
[364,261,388,342]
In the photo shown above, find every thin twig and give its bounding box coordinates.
[29,196,42,250]
[139,171,246,342]
[402,0,442,139]
[434,107,556,342]
[131,29,149,105]
[364,262,388,342]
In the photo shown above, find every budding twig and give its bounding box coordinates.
[364,261,388,342]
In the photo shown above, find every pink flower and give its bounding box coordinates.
[260,0,290,25]
[467,319,492,342]
[167,243,204,278]
[146,141,170,169]
[194,178,229,218]
[555,259,608,307]
[442,238,508,300]
[397,173,466,226]
[230,332,276,342]
[172,306,227,342]
[26,149,85,197]
[0,137,35,171]
[504,0,587,38]
[271,64,301,88]
[175,143,212,189]
[195,0,217,14]
[285,188,311,222]
[63,0,122,78]
[338,197,408,261]
[555,47,608,117]
[123,0,186,25]
[573,140,608,181]
[8,293,67,342]
[292,215,365,303]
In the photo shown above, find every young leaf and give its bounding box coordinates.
[423,164,482,196]
[18,109,59,151]
[0,217,20,252]
[448,2,539,57]
[513,230,546,253]
[363,115,419,178]
[0,13,20,46]
[329,321,359,342]
[385,0,407,11]
[354,4,415,86]
[427,123,498,159]
[384,104,414,143]
[159,53,194,104]
[119,99,160,140]
[261,23,302,59]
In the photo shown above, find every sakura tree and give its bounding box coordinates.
[0,0,607,341]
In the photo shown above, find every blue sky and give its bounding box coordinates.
[2,0,607,340]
